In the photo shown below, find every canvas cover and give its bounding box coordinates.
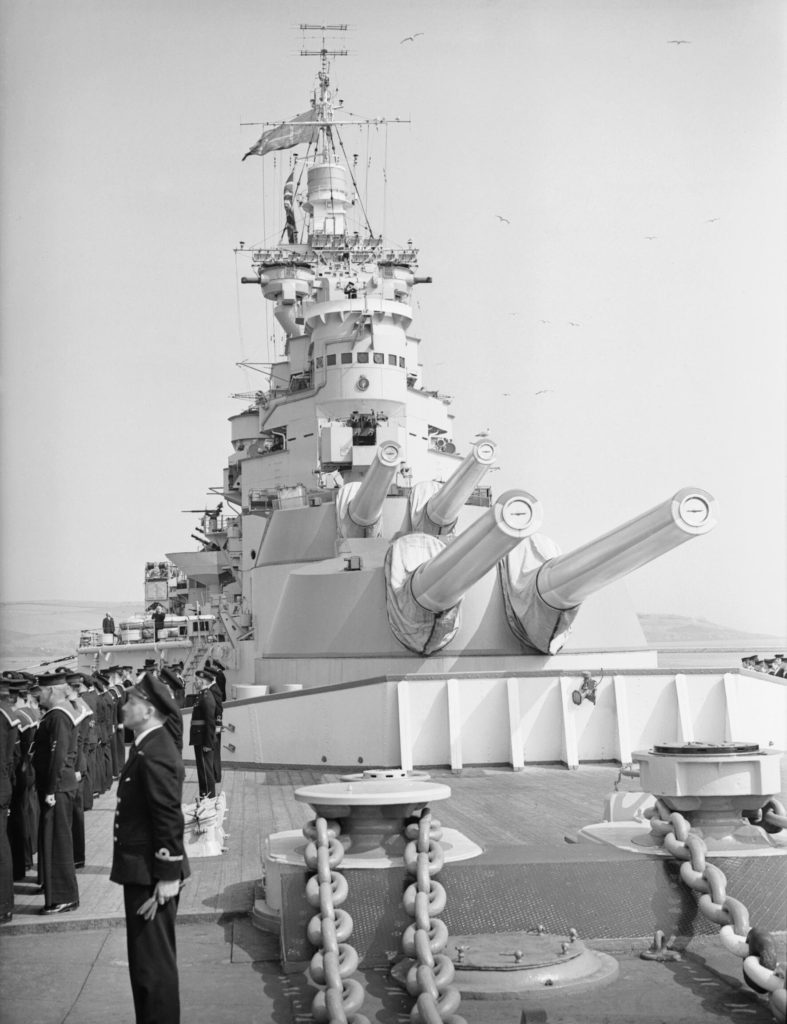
[498,534,579,654]
[384,533,461,655]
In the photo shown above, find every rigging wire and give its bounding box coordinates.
[335,129,376,238]
[364,123,371,220]
[382,122,389,243]
[233,250,252,394]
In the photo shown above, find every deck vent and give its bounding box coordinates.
[344,555,362,571]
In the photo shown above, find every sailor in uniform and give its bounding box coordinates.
[64,672,93,869]
[31,673,80,914]
[190,671,217,799]
[107,665,128,771]
[92,672,112,794]
[0,678,20,922]
[111,671,189,1024]
[6,676,39,881]
[80,673,100,806]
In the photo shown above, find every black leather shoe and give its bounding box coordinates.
[74,862,85,869]
[1,912,12,923]
[41,901,79,915]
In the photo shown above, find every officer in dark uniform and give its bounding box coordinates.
[31,673,79,914]
[0,678,19,922]
[205,659,227,701]
[159,667,185,754]
[111,671,189,1024]
[161,663,186,710]
[205,668,224,788]
[190,671,217,799]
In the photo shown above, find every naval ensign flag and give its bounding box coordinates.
[242,110,321,160]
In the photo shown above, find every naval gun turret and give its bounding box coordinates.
[385,490,542,655]
[409,438,498,536]
[336,442,402,539]
[500,488,719,655]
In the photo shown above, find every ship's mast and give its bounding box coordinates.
[299,23,347,158]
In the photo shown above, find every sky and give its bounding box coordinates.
[1,0,785,638]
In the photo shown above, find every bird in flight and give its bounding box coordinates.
[495,214,511,224]
[535,389,553,396]
[401,33,424,43]
[706,217,720,223]
[538,319,551,325]
[667,39,691,45]
[568,321,581,327]
[644,235,658,240]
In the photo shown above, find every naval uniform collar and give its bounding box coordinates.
[134,723,163,747]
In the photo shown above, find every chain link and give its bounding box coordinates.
[399,808,467,1024]
[645,804,786,1022]
[303,816,370,1024]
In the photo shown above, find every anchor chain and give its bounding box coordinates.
[303,816,369,1024]
[645,800,786,1022]
[746,798,787,835]
[400,808,466,1024]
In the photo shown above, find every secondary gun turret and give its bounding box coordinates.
[336,442,402,539]
[500,487,719,654]
[385,490,542,655]
[409,438,498,536]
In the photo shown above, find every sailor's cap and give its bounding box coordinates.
[36,671,67,687]
[129,672,179,717]
[195,669,215,682]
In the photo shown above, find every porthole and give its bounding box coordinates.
[356,376,370,391]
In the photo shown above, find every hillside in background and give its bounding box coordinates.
[0,601,141,670]
[0,601,783,672]
[638,614,783,646]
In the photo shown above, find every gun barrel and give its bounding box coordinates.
[425,438,498,528]
[347,442,402,527]
[537,487,718,610]
[411,490,543,612]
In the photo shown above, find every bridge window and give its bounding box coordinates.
[373,353,384,364]
[327,354,336,366]
[341,352,352,364]
[316,356,324,368]
[357,351,369,363]
[388,354,397,365]
[399,357,405,367]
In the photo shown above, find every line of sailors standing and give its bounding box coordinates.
[741,653,787,677]
[0,656,223,923]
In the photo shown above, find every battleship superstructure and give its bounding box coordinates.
[76,33,787,774]
[164,42,716,691]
